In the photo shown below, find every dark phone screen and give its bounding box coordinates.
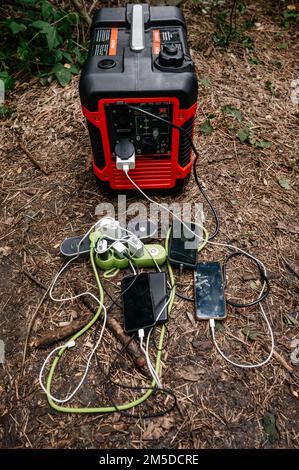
[122,273,156,333]
[169,222,199,267]
[195,262,226,320]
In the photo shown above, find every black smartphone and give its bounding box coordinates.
[168,221,199,269]
[194,262,226,320]
[122,273,156,333]
[148,272,168,324]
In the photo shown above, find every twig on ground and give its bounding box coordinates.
[18,142,48,176]
[71,0,91,26]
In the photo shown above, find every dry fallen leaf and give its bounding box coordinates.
[177,364,205,381]
[0,246,12,257]
[143,416,175,440]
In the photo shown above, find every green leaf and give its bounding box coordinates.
[45,26,60,51]
[249,56,261,65]
[52,63,72,86]
[237,127,250,143]
[262,412,279,443]
[0,71,14,90]
[68,64,79,74]
[199,77,211,87]
[221,104,243,122]
[277,42,288,49]
[242,326,258,342]
[255,140,272,149]
[250,281,257,291]
[0,105,13,116]
[200,119,214,136]
[30,20,61,51]
[73,46,87,66]
[62,51,73,63]
[283,314,298,326]
[41,1,54,21]
[265,80,276,95]
[278,176,291,190]
[31,19,50,30]
[8,21,27,34]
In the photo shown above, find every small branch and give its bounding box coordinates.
[70,0,91,26]
[88,0,99,15]
[78,293,148,374]
[260,342,294,374]
[32,287,148,376]
[18,142,48,176]
[21,268,47,291]
[32,316,91,348]
[226,0,238,47]
[281,256,299,280]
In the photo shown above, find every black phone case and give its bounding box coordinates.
[122,273,157,333]
[168,223,198,269]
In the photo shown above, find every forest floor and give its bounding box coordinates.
[0,1,298,449]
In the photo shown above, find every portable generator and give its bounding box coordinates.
[79,3,198,191]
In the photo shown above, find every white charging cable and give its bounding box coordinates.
[123,169,275,369]
[40,218,107,402]
[144,294,173,388]
[138,328,162,388]
[39,303,107,403]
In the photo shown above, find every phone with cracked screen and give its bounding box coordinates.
[194,262,226,320]
[122,272,156,334]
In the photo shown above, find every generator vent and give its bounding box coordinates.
[87,121,105,169]
[178,117,194,168]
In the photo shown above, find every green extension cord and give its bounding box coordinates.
[45,226,208,414]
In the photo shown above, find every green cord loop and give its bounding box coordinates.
[45,230,176,414]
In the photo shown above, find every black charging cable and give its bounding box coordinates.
[93,281,177,418]
[127,104,220,241]
[104,334,177,419]
[222,251,270,308]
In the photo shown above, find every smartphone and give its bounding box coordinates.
[168,221,200,269]
[122,273,156,333]
[148,272,168,324]
[194,262,226,320]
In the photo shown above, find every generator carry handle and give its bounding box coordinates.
[130,4,145,51]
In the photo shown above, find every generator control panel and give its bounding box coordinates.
[105,102,173,157]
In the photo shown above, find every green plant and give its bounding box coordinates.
[237,124,272,149]
[211,0,256,49]
[283,4,299,29]
[265,80,276,96]
[0,0,87,87]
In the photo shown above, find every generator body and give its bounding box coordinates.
[79,3,198,191]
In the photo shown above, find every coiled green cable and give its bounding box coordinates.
[45,231,176,414]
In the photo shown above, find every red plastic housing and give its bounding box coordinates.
[82,97,197,190]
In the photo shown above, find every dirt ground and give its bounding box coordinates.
[0,2,298,449]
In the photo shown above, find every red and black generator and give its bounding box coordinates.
[79,3,198,191]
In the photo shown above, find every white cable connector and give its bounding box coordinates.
[139,328,162,388]
[138,328,145,341]
[127,235,144,258]
[98,217,122,240]
[113,241,127,258]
